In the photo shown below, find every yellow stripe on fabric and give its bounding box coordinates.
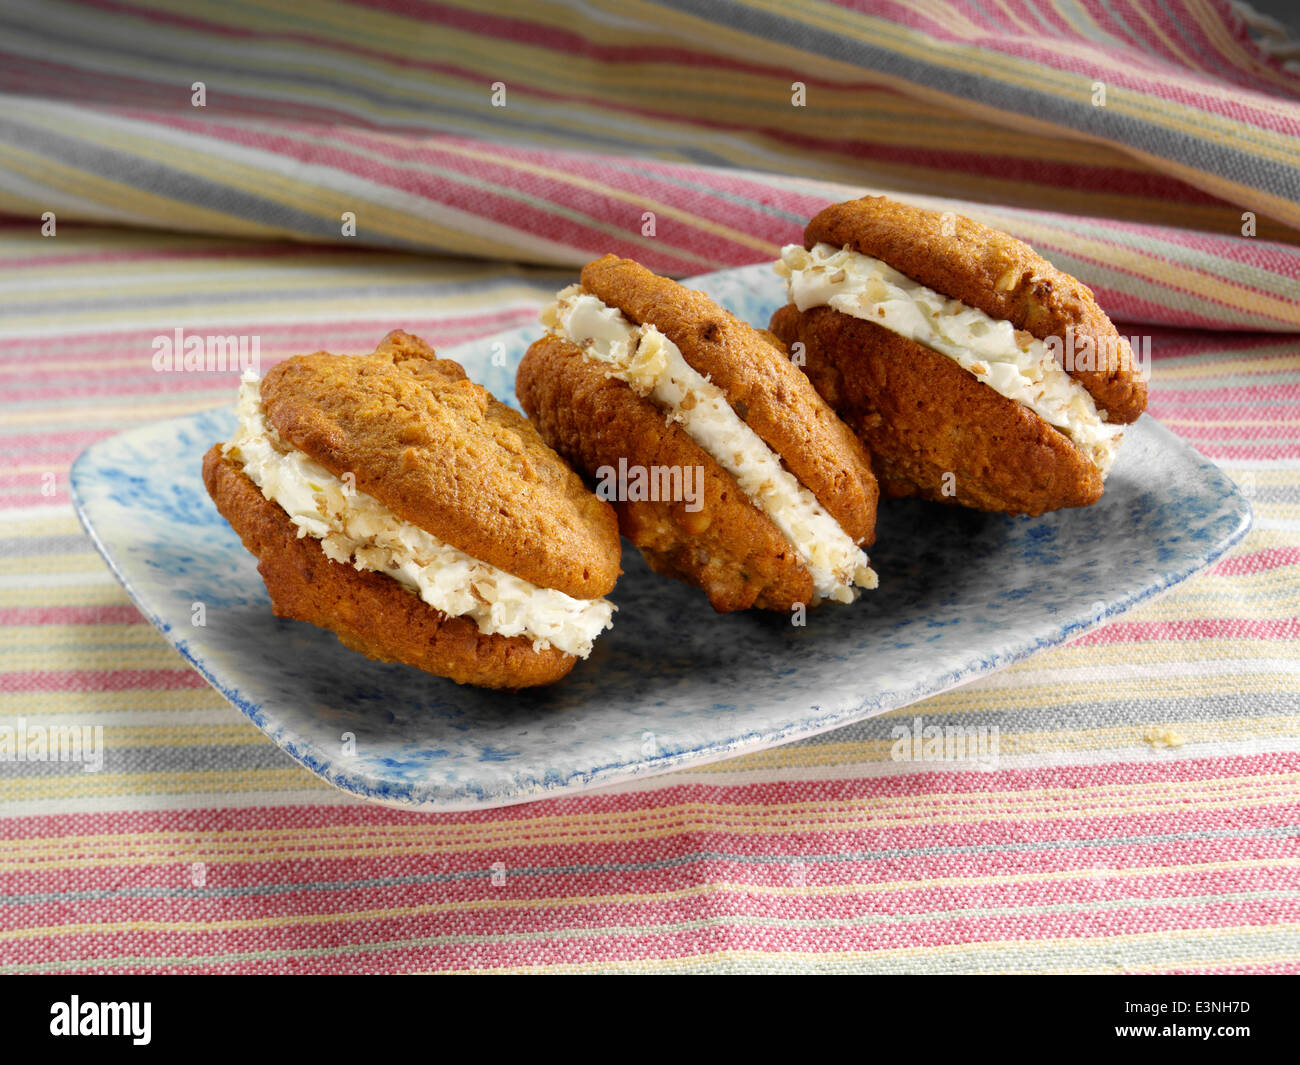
[0,143,278,239]
[102,725,268,748]
[0,584,134,609]
[0,399,225,427]
[0,649,191,674]
[16,771,1295,842]
[0,690,228,715]
[0,554,107,576]
[11,813,1296,867]
[1220,471,1300,487]
[0,515,85,538]
[1128,599,1300,624]
[3,625,173,645]
[9,798,1297,869]
[888,676,1299,712]
[984,0,1040,37]
[1252,506,1300,527]
[717,720,1297,772]
[20,797,1281,853]
[7,779,1296,867]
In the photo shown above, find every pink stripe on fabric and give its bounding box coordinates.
[1210,546,1300,575]
[0,669,208,693]
[1173,444,1300,461]
[1150,404,1300,422]
[0,491,71,507]
[0,313,541,357]
[14,895,1300,969]
[1148,388,1300,412]
[1076,618,1300,643]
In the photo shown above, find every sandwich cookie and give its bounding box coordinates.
[517,255,879,613]
[203,330,621,689]
[769,196,1148,516]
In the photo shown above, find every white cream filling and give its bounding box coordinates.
[222,372,614,658]
[543,286,877,603]
[777,243,1124,475]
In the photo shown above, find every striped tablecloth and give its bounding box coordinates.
[1,0,1298,973]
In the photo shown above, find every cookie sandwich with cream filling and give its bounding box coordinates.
[769,196,1147,516]
[517,255,879,613]
[202,330,621,689]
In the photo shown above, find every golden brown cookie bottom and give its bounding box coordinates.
[516,336,817,612]
[769,305,1105,516]
[202,446,577,690]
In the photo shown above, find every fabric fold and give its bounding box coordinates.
[0,0,1298,334]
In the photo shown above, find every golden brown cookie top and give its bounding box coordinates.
[804,197,1147,424]
[259,330,621,599]
[577,254,878,546]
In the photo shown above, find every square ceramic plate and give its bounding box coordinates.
[69,263,1252,810]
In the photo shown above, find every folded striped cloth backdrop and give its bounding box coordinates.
[1,0,1298,973]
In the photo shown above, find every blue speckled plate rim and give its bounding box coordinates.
[68,253,1255,812]
[69,407,1253,812]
